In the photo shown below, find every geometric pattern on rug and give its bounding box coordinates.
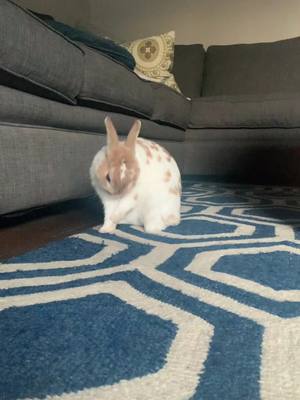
[1,179,300,400]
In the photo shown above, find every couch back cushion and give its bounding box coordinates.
[151,82,191,129]
[0,0,84,104]
[173,44,205,98]
[78,45,154,118]
[202,36,300,96]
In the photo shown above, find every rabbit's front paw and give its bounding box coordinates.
[144,222,165,234]
[99,222,116,234]
[164,214,180,227]
[111,212,122,224]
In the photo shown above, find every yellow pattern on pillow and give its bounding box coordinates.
[122,31,181,93]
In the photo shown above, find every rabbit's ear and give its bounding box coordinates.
[126,119,141,150]
[104,116,119,149]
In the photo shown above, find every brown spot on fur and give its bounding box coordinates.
[97,159,109,189]
[161,146,172,162]
[169,187,178,195]
[134,194,138,200]
[150,142,159,151]
[169,183,181,196]
[137,139,153,160]
[157,155,162,162]
[162,147,171,156]
[164,170,171,182]
[103,143,140,195]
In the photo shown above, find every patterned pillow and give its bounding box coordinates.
[122,31,181,93]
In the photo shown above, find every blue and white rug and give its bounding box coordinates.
[1,179,300,400]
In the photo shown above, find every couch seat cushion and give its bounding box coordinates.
[0,84,104,133]
[78,45,154,118]
[0,0,84,104]
[0,85,184,142]
[151,83,191,129]
[189,93,300,128]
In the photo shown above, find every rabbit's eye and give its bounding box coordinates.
[106,174,111,183]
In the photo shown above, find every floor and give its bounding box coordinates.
[2,180,299,399]
[0,197,102,261]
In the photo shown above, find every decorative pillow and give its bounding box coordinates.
[122,31,181,93]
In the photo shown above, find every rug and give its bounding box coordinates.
[1,179,300,400]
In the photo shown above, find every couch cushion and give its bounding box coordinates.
[78,45,154,118]
[0,124,102,215]
[173,44,205,98]
[0,0,84,104]
[29,10,136,70]
[151,83,191,129]
[0,84,104,134]
[202,36,300,96]
[0,124,184,215]
[189,93,300,128]
[0,85,184,142]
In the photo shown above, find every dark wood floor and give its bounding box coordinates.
[0,197,102,261]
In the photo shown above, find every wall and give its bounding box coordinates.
[86,0,300,46]
[13,1,300,46]
[14,0,90,28]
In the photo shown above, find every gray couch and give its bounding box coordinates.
[1,0,300,215]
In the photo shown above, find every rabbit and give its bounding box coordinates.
[90,116,181,234]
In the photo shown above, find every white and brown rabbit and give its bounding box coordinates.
[90,116,181,234]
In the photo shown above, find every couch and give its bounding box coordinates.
[1,0,300,216]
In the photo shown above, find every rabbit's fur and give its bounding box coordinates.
[90,117,181,234]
